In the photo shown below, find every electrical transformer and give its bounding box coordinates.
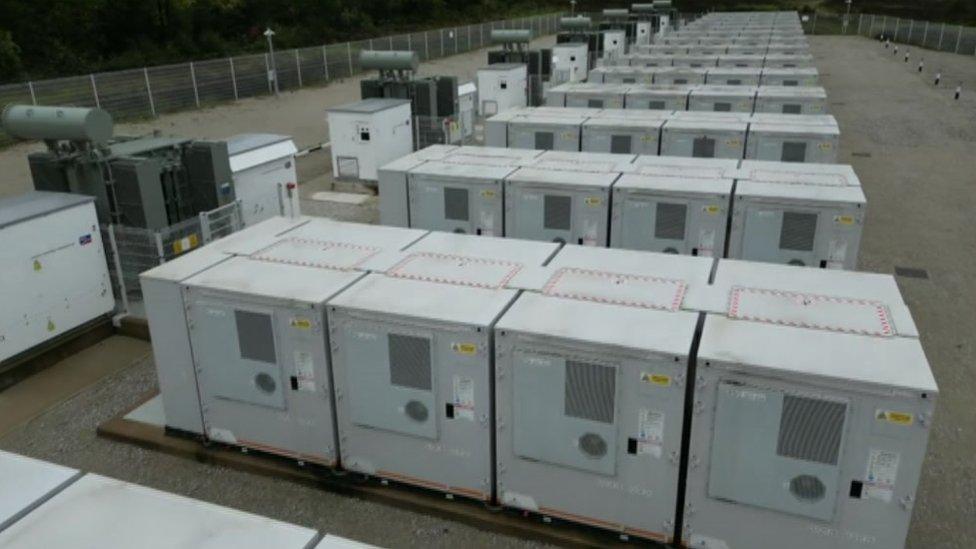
[494,245,710,543]
[671,55,719,68]
[660,118,748,159]
[602,30,627,60]
[755,86,828,115]
[761,67,819,87]
[610,173,733,256]
[551,43,590,84]
[581,117,665,155]
[406,161,514,236]
[717,55,766,68]
[504,167,619,246]
[0,192,115,365]
[745,123,840,164]
[327,98,413,182]
[476,64,529,116]
[705,68,763,86]
[728,177,866,269]
[227,134,299,226]
[625,86,692,110]
[328,233,559,501]
[688,86,758,113]
[652,67,709,85]
[684,260,936,549]
[506,114,587,152]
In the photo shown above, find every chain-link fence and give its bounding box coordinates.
[800,11,976,57]
[0,13,562,146]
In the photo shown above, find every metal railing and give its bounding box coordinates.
[1,13,562,144]
[801,11,976,56]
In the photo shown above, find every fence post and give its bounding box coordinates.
[346,42,353,75]
[907,20,914,43]
[27,81,37,105]
[923,21,929,46]
[857,13,863,35]
[894,18,899,41]
[154,232,166,265]
[89,74,101,108]
[264,54,273,93]
[480,24,483,47]
[407,33,412,51]
[294,50,303,87]
[938,23,945,50]
[455,27,459,54]
[199,211,211,243]
[143,68,157,117]
[811,11,817,34]
[227,58,239,100]
[106,225,130,315]
[389,36,393,50]
[881,16,886,36]
[954,26,962,53]
[440,29,445,57]
[425,32,430,60]
[468,25,471,51]
[869,14,875,36]
[189,62,201,108]
[368,38,374,51]
[321,46,329,80]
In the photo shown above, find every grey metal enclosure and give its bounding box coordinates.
[755,87,828,115]
[506,115,587,152]
[653,68,708,85]
[504,167,618,246]
[660,119,748,159]
[407,162,514,236]
[595,67,656,85]
[760,67,819,87]
[705,68,763,86]
[670,55,719,68]
[581,118,665,156]
[625,87,691,110]
[688,86,758,113]
[610,173,733,256]
[745,123,840,164]
[626,54,677,68]
[717,55,766,68]
[761,54,815,68]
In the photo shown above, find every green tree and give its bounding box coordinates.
[0,30,23,81]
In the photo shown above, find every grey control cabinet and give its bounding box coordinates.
[504,167,618,246]
[652,68,708,86]
[611,174,733,256]
[755,87,828,115]
[688,86,757,113]
[745,123,840,164]
[581,117,664,156]
[495,286,700,543]
[705,68,763,86]
[625,87,691,110]
[684,262,937,549]
[728,180,866,269]
[660,119,747,159]
[761,68,819,87]
[564,86,629,109]
[406,161,513,236]
[506,115,586,152]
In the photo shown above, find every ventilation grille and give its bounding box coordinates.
[777,395,846,465]
[235,310,277,364]
[535,131,555,150]
[647,100,666,110]
[714,102,732,112]
[779,211,818,251]
[655,202,687,240]
[443,187,470,221]
[693,136,716,158]
[727,79,742,85]
[587,99,604,108]
[544,194,572,230]
[783,80,799,86]
[782,104,802,114]
[388,334,432,391]
[565,360,615,424]
[781,142,808,163]
[336,156,359,179]
[610,134,632,154]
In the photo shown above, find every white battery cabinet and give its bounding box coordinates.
[327,99,413,181]
[762,53,816,68]
[635,21,653,45]
[551,43,590,84]
[377,145,460,227]
[406,161,514,236]
[661,119,748,159]
[477,63,528,116]
[765,44,810,55]
[684,261,936,549]
[653,68,709,85]
[581,117,665,155]
[483,110,525,148]
[494,247,706,543]
[530,150,637,174]
[457,82,477,139]
[745,123,840,164]
[688,86,758,113]
[506,115,587,152]
[563,84,629,109]
[728,179,866,269]
[504,167,619,246]
[755,86,828,115]
[0,192,115,364]
[631,155,739,180]
[227,134,299,226]
[593,67,656,85]
[671,55,719,68]
[627,54,677,68]
[738,160,861,188]
[705,68,763,86]
[761,67,819,86]
[0,450,80,528]
[625,86,692,111]
[611,174,733,256]
[717,55,766,68]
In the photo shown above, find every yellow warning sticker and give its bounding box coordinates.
[47,319,56,332]
[172,233,200,255]
[877,410,913,426]
[585,197,603,207]
[33,259,42,271]
[836,215,855,225]
[641,373,672,387]
[290,318,312,330]
[481,190,496,198]
[819,142,833,149]
[641,135,657,142]
[704,205,721,215]
[727,139,741,146]
[453,342,478,355]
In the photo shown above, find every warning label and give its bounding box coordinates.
[452,376,475,421]
[637,409,665,458]
[876,409,913,426]
[640,372,672,387]
[293,350,316,392]
[864,448,900,503]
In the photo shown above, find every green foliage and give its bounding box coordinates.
[0,30,22,81]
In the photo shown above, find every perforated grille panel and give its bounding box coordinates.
[535,132,555,150]
[388,334,432,391]
[714,102,732,112]
[235,310,276,364]
[655,202,688,240]
[782,104,802,114]
[610,134,632,154]
[443,187,470,221]
[783,80,799,86]
[727,79,742,85]
[544,194,572,230]
[781,142,808,163]
[693,136,716,158]
[779,211,818,251]
[587,99,604,108]
[564,360,615,424]
[777,395,846,465]
[647,100,666,109]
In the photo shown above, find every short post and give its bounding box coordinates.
[938,23,945,50]
[346,42,353,75]
[143,68,157,117]
[106,225,130,315]
[228,58,239,100]
[89,74,100,108]
[295,50,302,87]
[479,24,483,47]
[882,16,887,37]
[455,28,459,54]
[264,28,279,96]
[857,13,863,35]
[199,211,211,243]
[27,81,37,105]
[869,14,875,36]
[189,62,201,108]
[322,46,329,80]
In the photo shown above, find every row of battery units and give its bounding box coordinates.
[586,65,818,86]
[629,44,809,56]
[599,52,814,68]
[487,107,837,161]
[142,215,935,549]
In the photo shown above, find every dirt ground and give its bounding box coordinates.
[1,34,975,548]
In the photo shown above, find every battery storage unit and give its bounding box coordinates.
[506,114,587,152]
[762,54,815,68]
[610,173,733,256]
[671,55,719,68]
[494,245,711,543]
[0,449,80,528]
[755,86,828,115]
[406,161,513,236]
[717,55,766,68]
[327,99,413,181]
[761,68,819,86]
[661,118,748,159]
[592,67,655,85]
[738,159,861,188]
[631,155,740,180]
[627,54,677,68]
[745,123,840,163]
[530,150,637,174]
[227,134,299,226]
[504,167,618,246]
[581,117,665,155]
[551,43,590,84]
[728,177,866,269]
[476,64,529,116]
[684,261,936,549]
[546,83,628,109]
[688,86,757,112]
[328,233,559,501]
[1,192,115,364]
[705,68,763,86]
[625,86,692,110]
[653,68,708,85]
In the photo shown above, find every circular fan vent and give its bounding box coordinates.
[404,400,429,422]
[254,373,277,394]
[579,433,608,458]
[790,474,826,502]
